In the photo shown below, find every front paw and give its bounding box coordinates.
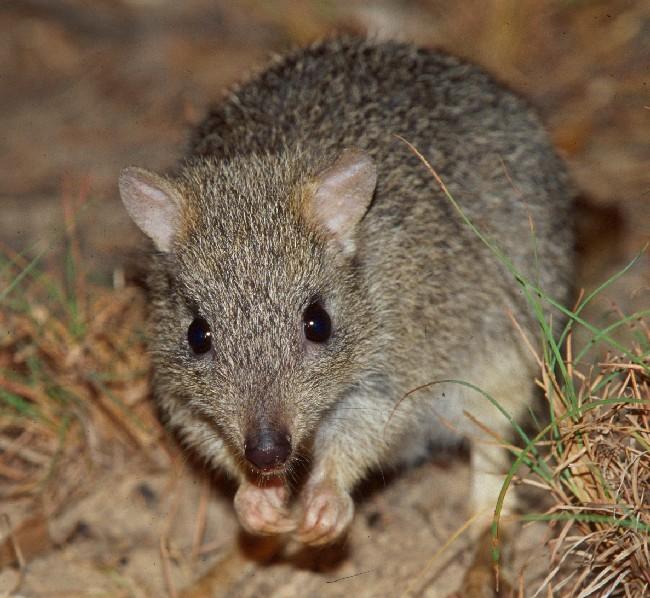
[234,480,296,536]
[294,482,354,546]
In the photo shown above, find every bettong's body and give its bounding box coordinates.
[119,37,572,588]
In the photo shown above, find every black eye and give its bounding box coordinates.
[187,317,212,354]
[303,302,332,343]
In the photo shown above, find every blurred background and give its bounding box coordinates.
[0,1,648,596]
[2,0,649,297]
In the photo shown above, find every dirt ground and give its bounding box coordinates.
[0,1,648,596]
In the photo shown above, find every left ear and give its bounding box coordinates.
[118,167,183,253]
[304,149,377,251]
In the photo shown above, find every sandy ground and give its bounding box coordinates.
[0,1,648,596]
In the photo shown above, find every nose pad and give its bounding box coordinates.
[244,428,291,471]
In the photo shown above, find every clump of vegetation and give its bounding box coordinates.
[0,194,160,513]
[521,319,649,596]
[477,220,650,595]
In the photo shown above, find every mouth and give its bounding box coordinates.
[246,462,289,477]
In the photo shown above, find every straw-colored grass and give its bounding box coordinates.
[525,322,649,597]
[0,205,161,514]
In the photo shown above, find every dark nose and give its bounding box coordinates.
[244,428,291,471]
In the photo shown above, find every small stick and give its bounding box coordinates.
[191,478,210,561]
[1,513,26,593]
[160,535,178,598]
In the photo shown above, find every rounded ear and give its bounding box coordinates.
[119,167,183,253]
[305,149,377,252]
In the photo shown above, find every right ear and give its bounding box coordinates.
[303,149,377,253]
[118,167,182,253]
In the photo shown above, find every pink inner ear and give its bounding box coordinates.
[118,167,181,253]
[310,149,377,243]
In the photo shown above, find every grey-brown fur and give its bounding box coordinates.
[122,37,573,559]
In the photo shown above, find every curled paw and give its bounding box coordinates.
[294,483,354,546]
[234,480,296,536]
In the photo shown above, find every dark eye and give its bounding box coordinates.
[303,302,332,343]
[187,317,212,354]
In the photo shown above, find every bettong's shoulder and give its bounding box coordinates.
[188,36,535,161]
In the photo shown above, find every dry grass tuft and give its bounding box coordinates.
[529,321,650,597]
[0,203,161,518]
